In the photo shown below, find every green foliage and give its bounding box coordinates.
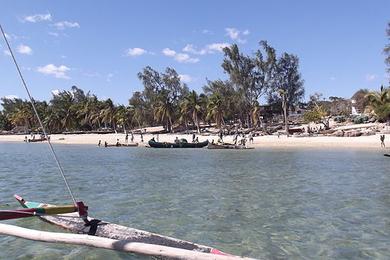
[303,104,329,129]
[366,85,390,122]
[353,115,369,124]
[0,43,308,132]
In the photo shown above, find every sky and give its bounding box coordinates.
[0,0,389,106]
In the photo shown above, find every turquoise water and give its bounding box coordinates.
[0,143,389,259]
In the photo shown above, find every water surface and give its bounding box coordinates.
[0,143,389,259]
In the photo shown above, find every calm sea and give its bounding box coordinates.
[0,143,389,259]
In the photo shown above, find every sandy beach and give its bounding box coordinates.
[0,132,388,149]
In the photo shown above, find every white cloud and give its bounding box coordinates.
[126,47,147,56]
[206,43,230,53]
[17,44,32,55]
[225,27,249,43]
[365,74,377,81]
[23,13,52,23]
[3,50,11,56]
[4,95,18,99]
[179,74,192,83]
[183,44,206,55]
[330,76,336,81]
[162,48,199,63]
[53,21,80,30]
[37,64,70,79]
[175,53,199,63]
[162,48,176,57]
[51,89,61,96]
[182,43,230,55]
[48,32,59,37]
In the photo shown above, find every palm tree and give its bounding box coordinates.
[153,90,174,132]
[100,99,116,129]
[114,105,133,131]
[181,90,203,133]
[366,85,390,122]
[9,102,34,130]
[206,93,225,129]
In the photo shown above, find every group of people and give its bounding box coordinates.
[216,131,254,146]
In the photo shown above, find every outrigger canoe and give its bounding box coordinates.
[27,137,47,143]
[104,143,138,147]
[384,154,390,157]
[148,139,208,148]
[12,195,242,258]
[207,143,254,150]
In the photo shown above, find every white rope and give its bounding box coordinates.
[0,24,77,206]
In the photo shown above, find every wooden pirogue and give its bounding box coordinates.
[148,138,209,148]
[104,143,139,147]
[207,143,254,150]
[9,195,246,258]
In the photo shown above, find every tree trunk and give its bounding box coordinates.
[282,94,289,136]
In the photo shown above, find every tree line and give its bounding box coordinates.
[0,42,304,133]
[1,26,390,133]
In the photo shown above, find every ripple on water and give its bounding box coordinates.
[0,143,390,259]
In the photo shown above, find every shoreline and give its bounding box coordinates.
[0,133,388,149]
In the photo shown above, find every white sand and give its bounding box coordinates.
[0,132,388,149]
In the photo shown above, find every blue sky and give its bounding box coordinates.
[0,0,389,105]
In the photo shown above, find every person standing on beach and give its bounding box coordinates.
[233,134,238,145]
[140,132,144,143]
[125,133,128,143]
[380,135,385,148]
[248,132,254,144]
[131,132,134,143]
[192,133,195,143]
[157,133,159,142]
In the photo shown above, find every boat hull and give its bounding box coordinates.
[207,143,254,150]
[15,197,232,256]
[104,143,138,147]
[148,140,208,148]
[27,138,47,142]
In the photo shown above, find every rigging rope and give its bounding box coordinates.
[0,24,77,206]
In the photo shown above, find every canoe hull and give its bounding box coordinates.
[104,143,138,147]
[15,197,218,254]
[148,140,208,148]
[207,143,254,150]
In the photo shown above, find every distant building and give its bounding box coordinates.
[351,99,361,116]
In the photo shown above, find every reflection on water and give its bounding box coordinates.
[0,143,389,259]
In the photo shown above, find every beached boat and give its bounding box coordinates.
[207,143,254,150]
[27,137,47,142]
[103,143,138,147]
[148,138,208,148]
